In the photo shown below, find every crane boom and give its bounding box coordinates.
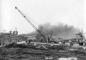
[15,6,47,42]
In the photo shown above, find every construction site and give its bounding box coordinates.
[0,5,86,60]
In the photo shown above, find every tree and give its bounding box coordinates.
[36,23,80,42]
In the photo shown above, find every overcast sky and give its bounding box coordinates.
[1,0,86,34]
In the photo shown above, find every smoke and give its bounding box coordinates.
[38,23,80,39]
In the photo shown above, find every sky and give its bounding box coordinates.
[0,0,86,34]
[0,0,2,29]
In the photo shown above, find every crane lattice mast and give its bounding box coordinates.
[15,6,47,43]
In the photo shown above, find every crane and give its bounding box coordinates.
[15,6,47,43]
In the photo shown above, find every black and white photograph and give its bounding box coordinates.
[0,0,86,60]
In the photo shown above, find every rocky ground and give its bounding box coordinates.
[0,47,86,60]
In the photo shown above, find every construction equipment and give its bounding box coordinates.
[14,6,86,51]
[15,6,47,43]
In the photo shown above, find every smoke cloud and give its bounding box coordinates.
[37,23,80,39]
